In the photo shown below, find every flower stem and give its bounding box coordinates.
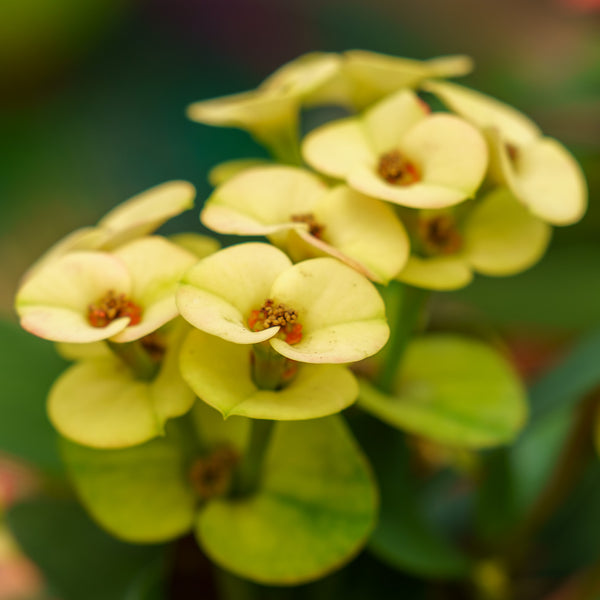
[250,342,288,391]
[234,419,275,497]
[378,282,429,393]
[107,340,159,381]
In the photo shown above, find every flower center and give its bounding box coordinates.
[189,446,239,500]
[87,290,142,328]
[291,213,325,239]
[505,143,519,163]
[418,214,463,256]
[248,299,303,345]
[377,150,420,186]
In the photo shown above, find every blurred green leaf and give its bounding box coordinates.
[0,319,67,470]
[527,327,600,424]
[7,496,166,600]
[349,414,471,578]
[359,334,527,448]
[454,243,600,330]
[197,416,377,585]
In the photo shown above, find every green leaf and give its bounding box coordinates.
[7,497,166,600]
[0,319,67,470]
[196,416,377,585]
[349,414,471,578]
[61,432,196,543]
[359,334,528,448]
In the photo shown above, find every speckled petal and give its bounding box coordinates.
[177,243,292,344]
[423,80,540,145]
[180,329,358,420]
[111,237,197,343]
[397,255,473,291]
[464,188,552,276]
[16,252,132,343]
[268,258,389,363]
[302,118,374,179]
[98,181,196,248]
[201,166,326,236]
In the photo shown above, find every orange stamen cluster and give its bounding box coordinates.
[418,214,463,256]
[248,299,303,345]
[87,290,142,328]
[377,149,420,186]
[291,213,325,239]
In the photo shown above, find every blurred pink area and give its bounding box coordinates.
[0,456,45,600]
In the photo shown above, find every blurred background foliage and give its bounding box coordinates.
[0,0,599,598]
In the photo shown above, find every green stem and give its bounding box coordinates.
[234,419,275,497]
[378,282,429,393]
[251,342,288,391]
[107,340,159,381]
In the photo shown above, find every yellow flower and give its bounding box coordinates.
[424,80,587,225]
[303,89,488,210]
[397,188,552,290]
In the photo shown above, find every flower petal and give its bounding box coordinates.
[111,237,197,343]
[201,166,326,236]
[400,114,488,195]
[307,185,409,283]
[177,243,292,344]
[344,51,474,108]
[464,188,552,276]
[362,90,428,154]
[268,258,389,363]
[168,233,221,259]
[349,167,469,209]
[208,158,270,187]
[397,255,473,291]
[16,252,132,343]
[180,329,358,420]
[48,358,162,449]
[423,80,540,145]
[302,118,374,179]
[498,137,588,226]
[98,181,196,248]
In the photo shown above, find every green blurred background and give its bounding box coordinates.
[0,0,599,330]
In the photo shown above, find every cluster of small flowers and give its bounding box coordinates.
[14,50,586,453]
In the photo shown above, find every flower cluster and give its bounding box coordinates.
[13,50,586,585]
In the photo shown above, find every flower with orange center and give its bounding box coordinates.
[176,243,389,365]
[424,80,587,226]
[200,165,409,283]
[397,187,552,290]
[302,89,488,210]
[16,236,197,344]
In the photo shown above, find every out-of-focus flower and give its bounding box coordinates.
[397,187,552,290]
[309,50,474,110]
[424,80,587,225]
[177,243,389,364]
[200,165,409,283]
[303,89,488,210]
[187,53,341,162]
[48,320,196,449]
[24,181,196,281]
[16,236,197,343]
